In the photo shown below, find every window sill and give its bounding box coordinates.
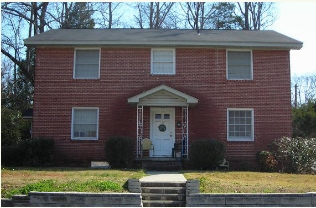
[151,73,176,76]
[71,138,98,141]
[227,138,254,142]
[73,78,100,80]
[227,79,253,81]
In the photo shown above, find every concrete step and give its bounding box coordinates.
[141,182,186,187]
[142,187,186,194]
[142,200,185,207]
[140,181,186,207]
[142,193,185,201]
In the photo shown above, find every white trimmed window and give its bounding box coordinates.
[72,108,99,140]
[74,49,100,79]
[227,108,254,141]
[151,48,175,74]
[227,50,252,80]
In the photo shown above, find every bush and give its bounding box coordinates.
[270,137,316,174]
[256,151,278,172]
[1,138,54,167]
[1,145,25,166]
[292,100,316,138]
[104,136,135,169]
[190,139,226,170]
[23,138,55,166]
[1,107,32,147]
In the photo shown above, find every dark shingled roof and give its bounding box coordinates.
[24,29,303,50]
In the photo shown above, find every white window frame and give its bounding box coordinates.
[227,108,254,142]
[71,107,99,140]
[73,48,101,79]
[226,49,253,80]
[151,48,176,75]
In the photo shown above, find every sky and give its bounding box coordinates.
[1,2,315,77]
[270,2,316,77]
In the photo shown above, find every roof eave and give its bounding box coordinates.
[24,40,302,50]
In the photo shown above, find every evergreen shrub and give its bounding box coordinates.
[190,139,226,170]
[104,136,134,168]
[1,138,54,167]
[23,138,55,166]
[1,145,25,166]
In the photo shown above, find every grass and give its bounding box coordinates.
[2,168,316,199]
[1,167,146,199]
[183,171,316,193]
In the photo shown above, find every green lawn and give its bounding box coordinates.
[1,167,146,199]
[1,167,315,199]
[183,171,316,193]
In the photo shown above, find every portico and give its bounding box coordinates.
[128,85,198,159]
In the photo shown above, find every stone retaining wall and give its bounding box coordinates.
[186,192,316,207]
[1,192,142,207]
[2,181,315,207]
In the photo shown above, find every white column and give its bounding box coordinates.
[182,105,189,158]
[136,105,143,158]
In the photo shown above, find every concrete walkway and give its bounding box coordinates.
[140,171,187,183]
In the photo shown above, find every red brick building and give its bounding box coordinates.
[24,29,302,168]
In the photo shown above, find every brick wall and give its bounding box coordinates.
[33,47,292,165]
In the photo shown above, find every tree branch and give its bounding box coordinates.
[1,48,34,84]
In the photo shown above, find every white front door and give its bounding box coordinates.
[150,107,175,157]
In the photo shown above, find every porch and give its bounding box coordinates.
[128,84,198,168]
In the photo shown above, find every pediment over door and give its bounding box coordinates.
[127,85,198,107]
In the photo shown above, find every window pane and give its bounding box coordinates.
[246,125,252,132]
[73,109,98,139]
[74,109,97,124]
[228,51,251,80]
[228,110,253,141]
[164,114,170,119]
[76,50,99,63]
[155,114,162,119]
[152,62,173,74]
[153,50,173,62]
[75,64,99,78]
[228,66,251,79]
[152,49,175,74]
[75,50,99,79]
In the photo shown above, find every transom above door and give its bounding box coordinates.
[150,107,175,157]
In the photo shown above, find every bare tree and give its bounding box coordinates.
[63,2,95,29]
[1,2,50,85]
[179,2,239,30]
[236,2,276,30]
[133,2,175,29]
[292,74,316,107]
[46,2,73,29]
[94,2,124,29]
[180,2,215,30]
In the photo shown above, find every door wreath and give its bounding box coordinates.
[158,124,166,132]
